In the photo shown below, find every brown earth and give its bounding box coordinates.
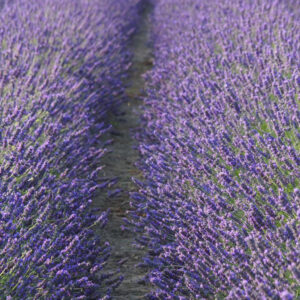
[92,1,154,299]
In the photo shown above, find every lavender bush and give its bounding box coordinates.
[0,0,138,298]
[129,0,300,298]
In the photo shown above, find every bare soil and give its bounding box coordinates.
[92,1,153,299]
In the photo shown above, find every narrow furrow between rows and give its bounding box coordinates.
[92,1,153,298]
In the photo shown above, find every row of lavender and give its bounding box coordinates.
[130,0,300,298]
[0,0,139,298]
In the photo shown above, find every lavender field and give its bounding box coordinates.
[0,0,299,299]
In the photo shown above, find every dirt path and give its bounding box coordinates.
[92,1,153,299]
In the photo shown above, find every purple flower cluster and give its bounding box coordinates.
[0,0,138,298]
[130,0,300,298]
